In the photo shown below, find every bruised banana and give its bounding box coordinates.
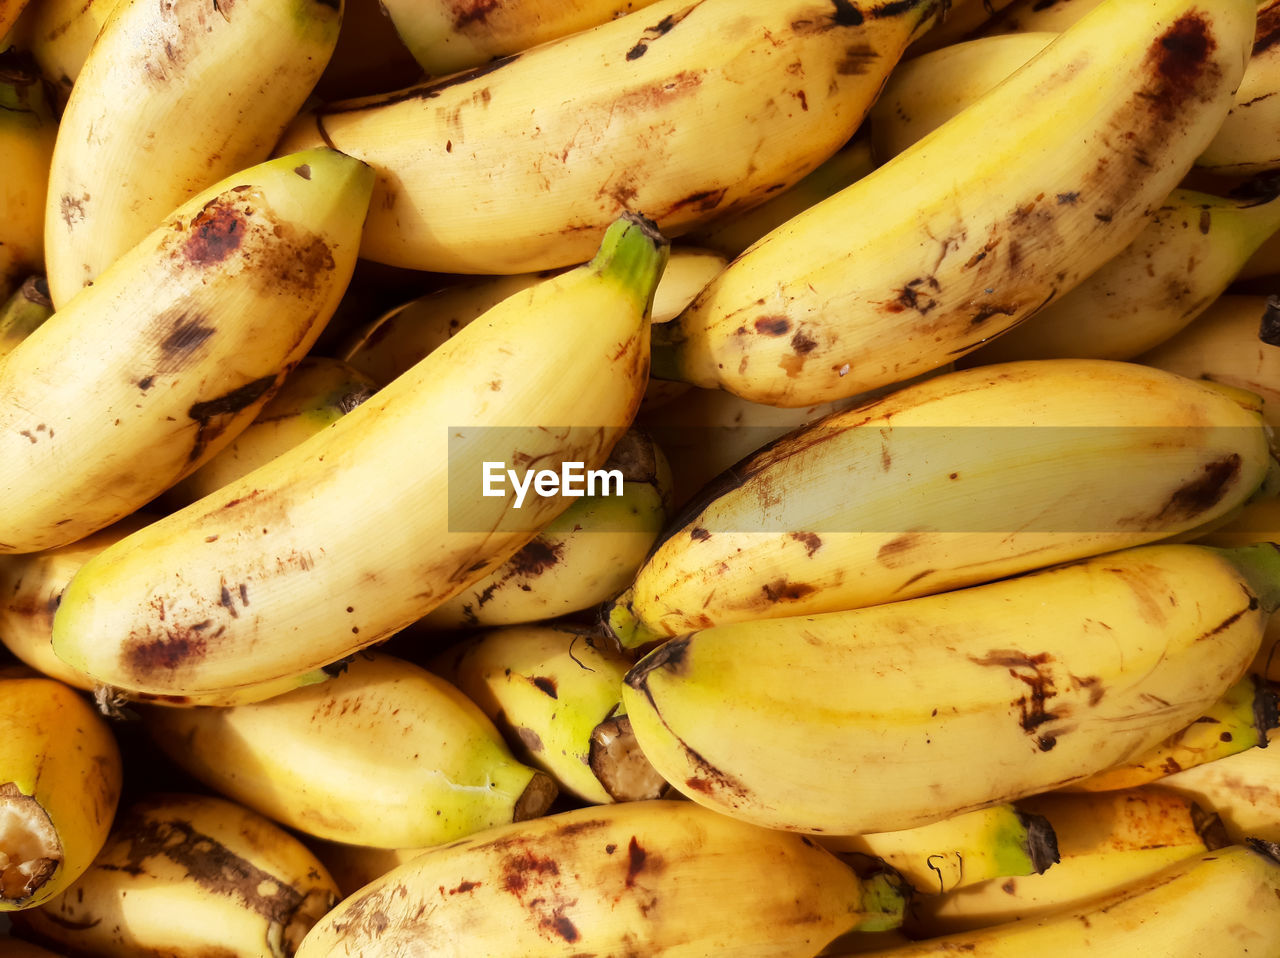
[1066,671,1279,791]
[0,275,52,361]
[816,803,1059,896]
[843,843,1280,957]
[43,0,342,306]
[0,50,56,300]
[295,799,910,958]
[1160,729,1280,843]
[606,360,1275,646]
[418,428,672,629]
[12,792,341,958]
[622,541,1280,835]
[431,623,668,805]
[49,213,665,700]
[0,675,121,911]
[141,651,559,849]
[0,515,333,708]
[0,149,372,555]
[275,0,946,274]
[651,0,1255,407]
[906,787,1227,937]
[162,356,378,508]
[381,0,662,76]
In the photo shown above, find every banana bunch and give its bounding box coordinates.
[275,0,944,274]
[48,213,665,702]
[622,541,1280,834]
[0,673,121,911]
[906,787,1228,937]
[1160,729,1280,844]
[650,0,1256,408]
[0,275,51,360]
[11,792,342,957]
[0,49,55,300]
[42,0,343,306]
[295,799,911,957]
[431,623,668,804]
[607,360,1275,646]
[141,651,559,849]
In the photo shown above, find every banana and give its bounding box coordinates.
[906,787,1227,937]
[816,803,1059,896]
[431,623,668,805]
[274,0,946,275]
[0,148,373,555]
[162,356,379,508]
[0,675,121,911]
[20,0,118,105]
[0,50,55,302]
[294,799,911,957]
[49,213,665,700]
[141,651,560,849]
[650,0,1256,408]
[1064,672,1279,792]
[419,428,672,629]
[11,792,341,957]
[0,515,333,708]
[1196,0,1280,176]
[606,360,1274,647]
[1159,729,1280,843]
[902,0,1018,55]
[621,541,1280,835]
[0,276,52,361]
[963,0,1103,35]
[837,842,1280,957]
[380,0,662,77]
[43,0,343,307]
[1137,293,1280,426]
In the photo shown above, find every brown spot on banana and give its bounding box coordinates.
[790,532,822,556]
[182,196,246,265]
[186,374,278,463]
[627,3,702,60]
[1149,454,1243,525]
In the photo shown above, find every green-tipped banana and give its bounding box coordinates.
[622,541,1280,835]
[0,275,52,361]
[141,651,559,849]
[817,803,1059,896]
[431,623,668,805]
[0,50,56,301]
[294,799,910,957]
[0,148,374,555]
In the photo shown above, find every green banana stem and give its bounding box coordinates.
[590,213,670,317]
[603,589,667,650]
[851,865,911,933]
[1221,541,1280,613]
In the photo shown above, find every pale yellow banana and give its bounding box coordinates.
[0,675,121,910]
[141,651,558,848]
[0,149,373,555]
[50,213,665,700]
[12,792,341,957]
[1160,728,1280,843]
[0,276,51,361]
[622,541,1280,835]
[902,0,1019,55]
[382,0,662,76]
[816,803,1059,896]
[607,360,1274,646]
[906,787,1226,937]
[1196,0,1280,176]
[841,843,1280,957]
[431,623,667,804]
[652,0,1255,407]
[965,0,1104,35]
[162,356,378,508]
[0,51,55,301]
[295,799,910,957]
[20,0,118,105]
[275,0,945,274]
[0,0,31,48]
[419,428,671,629]
[43,0,343,306]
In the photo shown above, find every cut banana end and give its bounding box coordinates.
[588,715,669,803]
[0,784,59,906]
[513,772,560,823]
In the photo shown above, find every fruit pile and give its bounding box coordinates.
[3,0,1280,953]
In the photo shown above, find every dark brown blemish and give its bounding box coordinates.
[830,0,862,26]
[836,43,879,75]
[967,650,1059,742]
[625,836,647,888]
[624,635,692,690]
[789,532,822,556]
[516,726,544,752]
[1145,14,1217,124]
[531,676,558,699]
[60,192,88,228]
[761,579,817,603]
[1056,192,1080,205]
[877,532,922,568]
[187,375,277,463]
[666,187,728,216]
[160,314,216,357]
[500,847,559,898]
[509,539,564,577]
[184,197,246,266]
[294,164,312,180]
[122,631,209,678]
[1259,296,1280,346]
[1151,455,1241,524]
[689,527,711,541]
[451,0,499,29]
[626,6,697,61]
[1256,3,1280,55]
[790,329,818,355]
[541,910,579,942]
[754,315,791,336]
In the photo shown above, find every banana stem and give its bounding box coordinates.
[589,213,670,317]
[1220,542,1280,613]
[1261,296,1280,347]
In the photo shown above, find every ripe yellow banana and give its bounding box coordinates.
[431,623,668,804]
[295,799,910,957]
[1160,729,1280,843]
[0,50,55,301]
[43,0,343,307]
[902,0,1018,55]
[622,541,1280,835]
[275,0,945,274]
[0,276,51,361]
[162,356,379,508]
[381,0,662,76]
[817,803,1059,896]
[49,213,666,700]
[607,360,1274,646]
[141,651,559,849]
[11,792,341,957]
[1197,0,1280,176]
[0,148,373,555]
[651,0,1255,408]
[962,0,1103,35]
[20,0,118,105]
[0,675,121,911]
[839,842,1280,957]
[906,786,1226,937]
